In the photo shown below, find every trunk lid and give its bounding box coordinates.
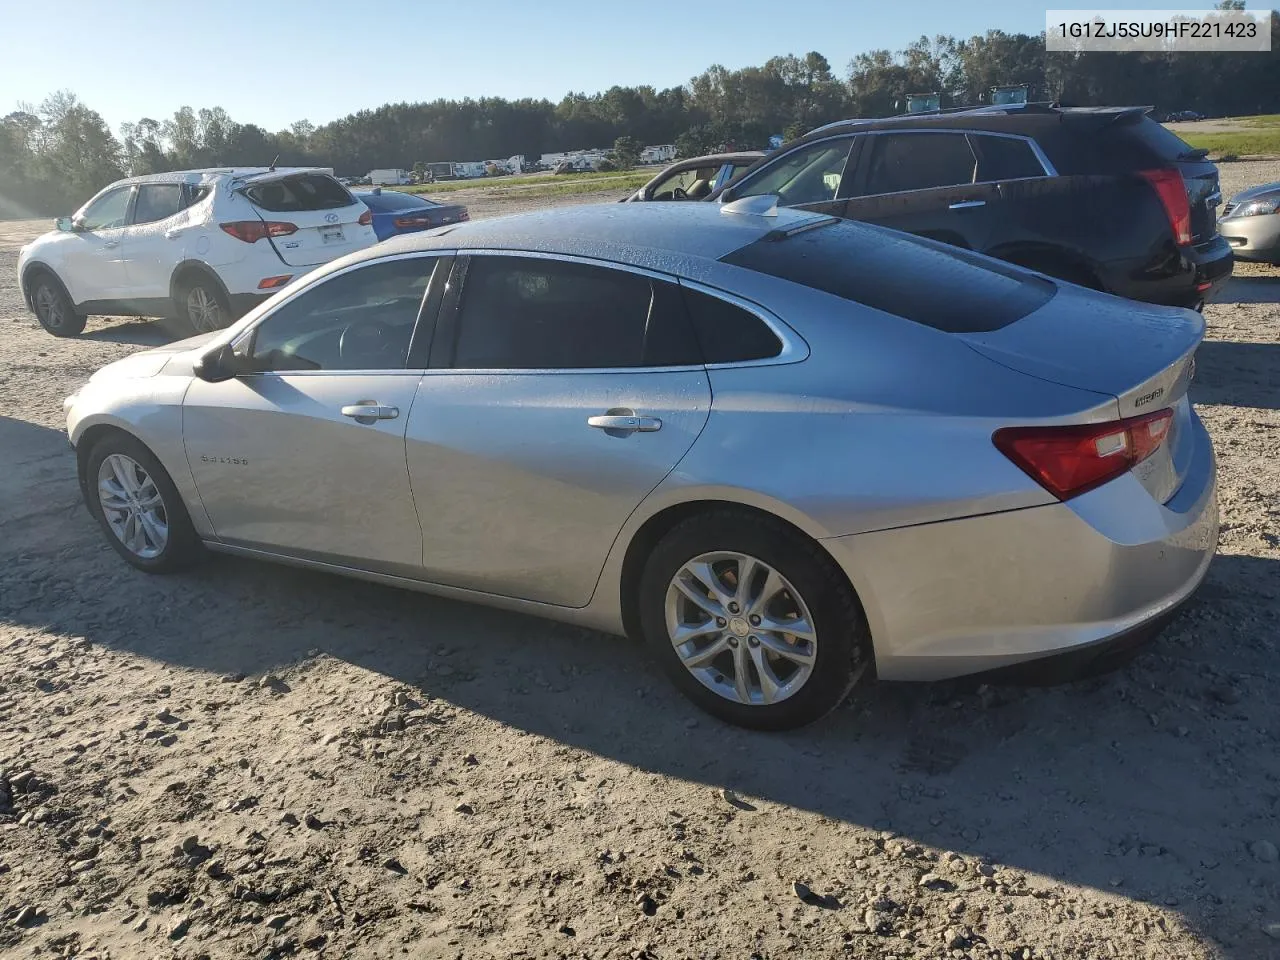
[236,170,373,268]
[961,288,1203,503]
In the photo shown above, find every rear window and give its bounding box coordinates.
[245,174,354,212]
[360,191,435,212]
[1116,117,1201,162]
[720,220,1055,333]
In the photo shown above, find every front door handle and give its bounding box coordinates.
[588,412,662,434]
[948,200,986,210]
[102,239,120,248]
[341,403,399,423]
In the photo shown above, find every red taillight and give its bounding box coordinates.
[994,409,1174,500]
[1139,168,1193,246]
[358,209,372,226]
[219,221,297,243]
[393,216,431,228]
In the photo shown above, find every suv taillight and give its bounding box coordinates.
[219,221,298,243]
[358,209,372,226]
[1139,169,1193,246]
[994,409,1173,500]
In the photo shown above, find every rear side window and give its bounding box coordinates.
[245,174,354,212]
[862,133,976,194]
[721,220,1055,333]
[132,184,183,225]
[453,256,700,369]
[682,288,782,363]
[971,135,1046,182]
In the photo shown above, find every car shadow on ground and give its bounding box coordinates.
[4,411,1276,957]
[1213,274,1280,306]
[1192,339,1280,410]
[81,318,179,348]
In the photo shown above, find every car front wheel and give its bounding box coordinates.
[638,509,871,730]
[85,433,205,573]
[31,275,86,337]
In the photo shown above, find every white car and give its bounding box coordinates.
[18,167,378,337]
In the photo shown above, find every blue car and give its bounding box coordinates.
[353,188,469,241]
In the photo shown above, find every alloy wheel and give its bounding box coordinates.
[186,286,222,332]
[97,454,169,559]
[35,285,65,330]
[664,551,817,706]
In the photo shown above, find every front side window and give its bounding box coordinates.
[452,256,699,369]
[77,188,132,231]
[862,133,976,195]
[132,184,183,225]
[247,257,435,372]
[651,166,716,200]
[732,138,854,206]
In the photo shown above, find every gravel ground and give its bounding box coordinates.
[0,164,1278,960]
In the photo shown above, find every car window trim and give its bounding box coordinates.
[228,250,453,377]
[850,129,1058,200]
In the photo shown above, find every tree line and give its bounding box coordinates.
[3,18,1278,217]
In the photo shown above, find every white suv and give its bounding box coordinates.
[18,167,378,337]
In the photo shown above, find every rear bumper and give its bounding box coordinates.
[1218,215,1280,264]
[1101,235,1234,308]
[822,413,1218,681]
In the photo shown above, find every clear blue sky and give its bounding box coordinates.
[0,0,1190,134]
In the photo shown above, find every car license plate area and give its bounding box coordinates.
[321,226,345,244]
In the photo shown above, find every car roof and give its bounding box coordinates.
[360,201,831,267]
[113,167,334,187]
[802,103,1153,139]
[673,151,766,166]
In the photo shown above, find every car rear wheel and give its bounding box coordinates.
[176,275,232,334]
[31,274,86,337]
[638,509,871,730]
[85,433,205,573]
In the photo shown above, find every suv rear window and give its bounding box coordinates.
[245,174,354,212]
[720,220,1055,333]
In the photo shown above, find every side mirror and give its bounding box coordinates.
[193,342,251,383]
[55,216,75,232]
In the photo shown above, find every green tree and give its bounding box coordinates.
[611,135,640,168]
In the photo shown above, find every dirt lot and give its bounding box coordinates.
[1,165,1278,960]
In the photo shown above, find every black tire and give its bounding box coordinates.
[84,432,205,574]
[174,271,232,335]
[29,272,87,337]
[637,509,872,730]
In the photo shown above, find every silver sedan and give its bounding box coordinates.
[64,200,1218,729]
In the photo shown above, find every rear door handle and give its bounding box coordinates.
[341,403,399,422]
[948,200,986,210]
[588,413,662,433]
[102,239,120,248]
[164,229,182,240]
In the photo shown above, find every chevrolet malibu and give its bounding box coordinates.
[64,201,1218,729]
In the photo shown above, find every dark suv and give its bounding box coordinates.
[714,104,1232,309]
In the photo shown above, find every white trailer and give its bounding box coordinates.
[369,168,412,185]
[640,144,676,164]
[452,161,487,179]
